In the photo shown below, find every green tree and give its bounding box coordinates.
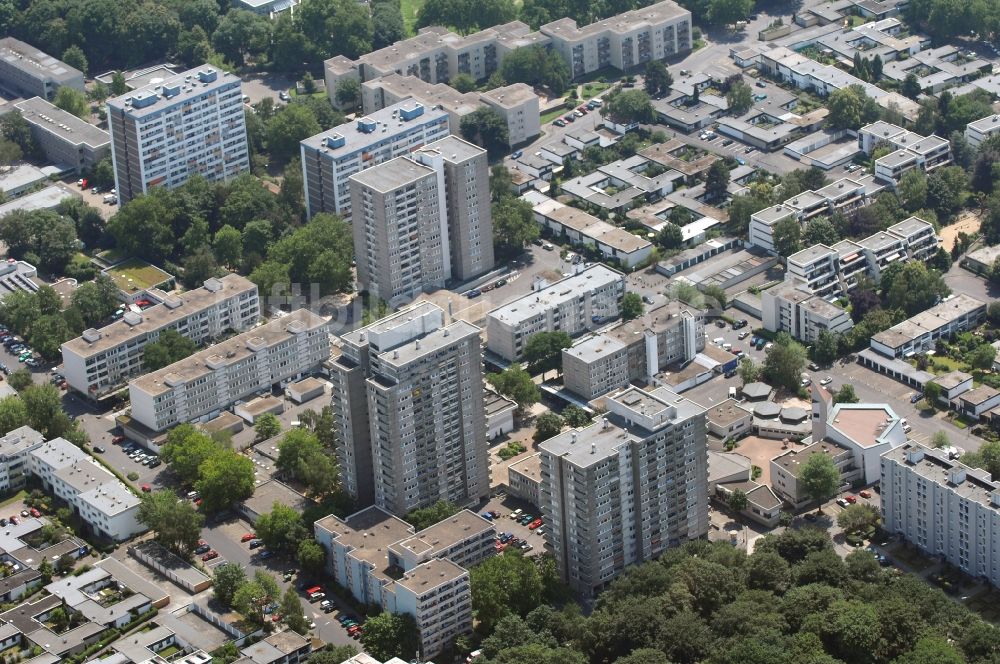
[297,538,327,576]
[893,635,965,664]
[38,558,53,585]
[254,413,282,442]
[800,452,840,514]
[451,73,477,93]
[138,490,204,555]
[705,161,731,202]
[460,107,509,157]
[702,284,727,310]
[931,430,950,448]
[897,170,928,212]
[0,138,21,167]
[828,86,863,130]
[901,73,922,99]
[213,562,247,607]
[360,612,420,661]
[61,45,88,75]
[306,647,359,664]
[487,364,540,410]
[534,412,564,442]
[282,586,309,634]
[836,503,879,534]
[0,396,28,435]
[233,571,281,624]
[657,223,684,249]
[803,218,840,247]
[143,329,198,371]
[195,452,255,512]
[738,357,759,385]
[708,0,754,24]
[53,86,89,119]
[772,215,802,257]
[882,261,949,316]
[499,45,570,95]
[211,9,272,66]
[644,61,673,96]
[833,384,859,404]
[162,425,223,484]
[813,330,839,366]
[255,502,308,553]
[523,331,573,373]
[604,90,655,124]
[277,428,339,496]
[69,275,120,328]
[213,224,243,268]
[492,197,539,258]
[726,80,753,115]
[335,78,361,109]
[926,165,968,220]
[267,103,321,166]
[762,332,807,390]
[621,292,644,321]
[727,488,749,513]
[471,551,544,632]
[405,500,460,530]
[561,405,591,428]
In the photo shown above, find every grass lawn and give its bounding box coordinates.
[401,0,425,35]
[928,355,970,374]
[0,490,26,509]
[540,103,570,124]
[157,645,181,658]
[105,258,173,294]
[580,81,611,99]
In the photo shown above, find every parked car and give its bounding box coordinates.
[248,539,263,549]
[820,376,833,386]
[29,508,39,518]
[93,446,106,454]
[528,518,543,530]
[141,484,152,492]
[910,393,923,404]
[201,550,219,561]
[195,542,211,555]
[836,498,849,508]
[859,490,872,498]
[258,549,274,559]
[553,119,566,127]
[845,495,857,504]
[241,533,257,542]
[511,150,523,160]
[738,331,750,340]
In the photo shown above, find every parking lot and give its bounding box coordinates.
[477,493,550,558]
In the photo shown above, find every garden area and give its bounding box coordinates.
[497,441,528,461]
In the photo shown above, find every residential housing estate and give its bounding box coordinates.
[61,275,260,398]
[106,65,250,205]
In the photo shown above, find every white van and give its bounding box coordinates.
[729,386,737,399]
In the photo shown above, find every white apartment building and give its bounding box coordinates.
[0,37,85,101]
[858,122,951,187]
[761,281,853,343]
[538,386,708,596]
[324,1,691,96]
[541,1,691,78]
[300,100,449,219]
[0,426,44,493]
[870,293,986,358]
[106,66,250,205]
[61,275,260,398]
[881,443,1000,586]
[350,136,494,304]
[361,74,540,147]
[562,301,703,400]
[965,114,1000,148]
[29,438,142,542]
[128,308,329,432]
[329,303,488,513]
[486,264,627,362]
[748,176,873,253]
[14,97,110,173]
[770,440,860,508]
[314,506,491,657]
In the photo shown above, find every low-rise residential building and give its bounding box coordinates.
[704,398,753,439]
[965,114,1000,148]
[128,308,329,432]
[812,386,907,483]
[485,265,626,361]
[507,453,542,507]
[562,301,703,400]
[715,480,783,527]
[236,631,312,664]
[870,294,986,358]
[13,97,110,172]
[881,443,1000,587]
[61,275,260,398]
[858,122,951,186]
[560,154,684,215]
[29,438,142,542]
[485,389,517,440]
[314,506,492,657]
[770,440,860,508]
[929,370,975,402]
[957,386,1000,419]
[539,386,708,596]
[961,244,1000,276]
[0,37,85,101]
[531,197,654,268]
[0,426,45,492]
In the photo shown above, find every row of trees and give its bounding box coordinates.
[466,529,996,664]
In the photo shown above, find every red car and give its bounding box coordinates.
[29,508,39,518]
[141,484,152,493]
[201,550,219,561]
[859,490,871,499]
[112,435,126,445]
[240,533,257,542]
[528,518,543,530]
[845,495,857,504]
[348,625,361,634]
[9,516,17,525]
[271,614,281,622]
